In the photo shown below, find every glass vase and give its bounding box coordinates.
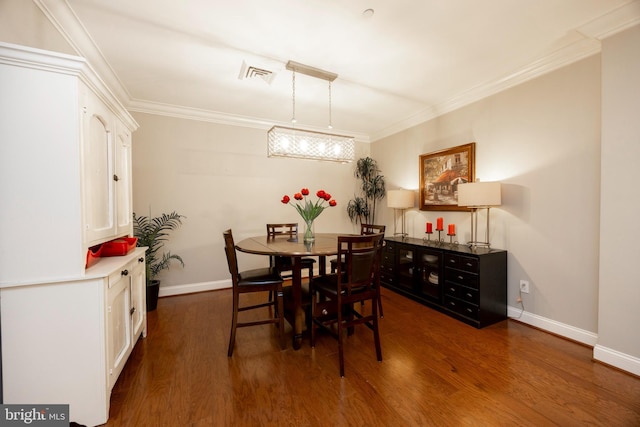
[303,218,315,243]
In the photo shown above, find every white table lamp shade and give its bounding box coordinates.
[387,190,414,208]
[457,182,501,207]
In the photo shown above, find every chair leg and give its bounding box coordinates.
[338,302,345,377]
[227,291,239,357]
[378,295,384,318]
[276,289,286,350]
[373,296,382,362]
[310,289,317,348]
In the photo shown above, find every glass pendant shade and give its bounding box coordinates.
[267,126,354,163]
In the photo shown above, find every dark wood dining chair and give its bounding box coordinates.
[309,233,385,377]
[224,229,286,356]
[330,224,386,317]
[266,223,316,290]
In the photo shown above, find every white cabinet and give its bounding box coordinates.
[115,122,134,237]
[107,266,133,389]
[106,254,146,390]
[1,248,147,427]
[82,88,134,247]
[0,43,142,426]
[0,42,138,285]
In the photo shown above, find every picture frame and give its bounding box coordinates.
[419,142,476,211]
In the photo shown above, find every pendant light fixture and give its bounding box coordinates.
[267,61,354,163]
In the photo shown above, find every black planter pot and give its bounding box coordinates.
[146,279,161,311]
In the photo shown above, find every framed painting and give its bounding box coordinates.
[419,142,475,211]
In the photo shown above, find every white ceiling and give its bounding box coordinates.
[47,0,640,141]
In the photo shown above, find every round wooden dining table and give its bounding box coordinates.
[235,233,341,349]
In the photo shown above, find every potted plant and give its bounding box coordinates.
[133,211,185,311]
[347,157,386,225]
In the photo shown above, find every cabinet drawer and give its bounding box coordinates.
[445,283,478,303]
[382,250,394,265]
[459,286,478,304]
[445,269,479,289]
[108,260,135,288]
[444,254,478,273]
[444,295,479,319]
[384,241,396,252]
[380,271,395,285]
[445,283,459,298]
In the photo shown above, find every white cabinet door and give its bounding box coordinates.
[115,121,133,237]
[82,88,116,246]
[107,265,132,390]
[130,254,147,339]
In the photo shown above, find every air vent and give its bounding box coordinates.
[238,61,275,85]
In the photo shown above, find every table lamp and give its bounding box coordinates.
[457,182,501,248]
[387,189,414,238]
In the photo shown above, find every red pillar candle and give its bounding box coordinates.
[448,224,455,235]
[426,222,433,233]
[436,217,443,231]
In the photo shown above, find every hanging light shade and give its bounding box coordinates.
[267,126,354,163]
[267,61,354,163]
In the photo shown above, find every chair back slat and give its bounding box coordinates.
[266,223,298,239]
[360,224,386,235]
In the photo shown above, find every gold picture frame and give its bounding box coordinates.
[419,142,476,211]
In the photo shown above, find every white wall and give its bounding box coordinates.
[373,55,602,338]
[131,112,369,292]
[595,24,640,374]
[0,0,74,55]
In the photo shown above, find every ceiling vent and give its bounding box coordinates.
[238,61,275,85]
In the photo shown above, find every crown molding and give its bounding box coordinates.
[37,0,639,144]
[371,35,601,142]
[577,0,640,40]
[370,1,640,142]
[127,99,371,143]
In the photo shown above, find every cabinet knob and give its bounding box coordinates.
[138,257,144,263]
[130,307,136,316]
[113,174,119,182]
[121,269,129,276]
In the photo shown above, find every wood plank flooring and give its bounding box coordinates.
[105,287,640,426]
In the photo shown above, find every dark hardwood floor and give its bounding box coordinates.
[105,286,640,426]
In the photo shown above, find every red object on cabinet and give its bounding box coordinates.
[101,237,138,257]
[85,244,103,268]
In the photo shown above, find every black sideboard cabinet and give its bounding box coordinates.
[381,236,507,328]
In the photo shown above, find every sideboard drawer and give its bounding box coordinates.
[444,254,479,273]
[445,269,479,289]
[444,295,479,319]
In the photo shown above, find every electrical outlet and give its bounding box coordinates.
[519,279,530,294]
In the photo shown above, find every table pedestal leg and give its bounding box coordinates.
[292,256,304,350]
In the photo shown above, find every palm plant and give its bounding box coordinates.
[133,211,185,285]
[347,157,386,225]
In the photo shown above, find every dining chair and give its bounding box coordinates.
[266,223,316,291]
[224,229,286,356]
[330,224,386,317]
[309,233,385,377]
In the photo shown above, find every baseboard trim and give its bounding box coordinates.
[508,305,598,346]
[593,345,640,377]
[158,279,231,297]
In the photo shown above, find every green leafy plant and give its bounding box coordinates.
[347,157,385,225]
[133,211,185,285]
